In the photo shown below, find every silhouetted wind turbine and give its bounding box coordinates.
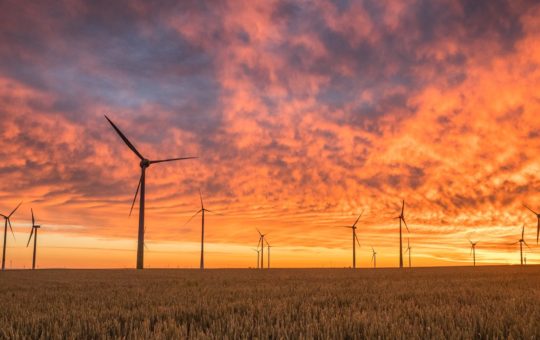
[510,224,530,266]
[340,210,363,269]
[105,115,196,269]
[523,203,540,244]
[266,239,272,269]
[253,248,260,269]
[26,209,41,270]
[404,238,412,268]
[469,239,478,267]
[257,229,267,269]
[183,190,218,270]
[1,202,21,271]
[396,200,409,268]
[371,247,377,268]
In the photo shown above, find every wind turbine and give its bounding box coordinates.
[1,202,21,271]
[253,248,260,269]
[340,210,363,269]
[183,190,217,270]
[26,209,41,270]
[266,239,272,269]
[469,239,478,267]
[396,200,409,268]
[404,238,412,268]
[371,247,377,268]
[105,115,196,269]
[256,229,267,269]
[510,224,530,266]
[523,203,540,244]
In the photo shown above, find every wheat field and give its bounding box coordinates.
[1,266,539,338]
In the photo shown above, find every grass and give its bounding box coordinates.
[1,266,540,338]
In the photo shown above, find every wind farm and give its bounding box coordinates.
[1,0,540,338]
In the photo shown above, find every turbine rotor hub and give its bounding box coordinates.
[140,159,150,168]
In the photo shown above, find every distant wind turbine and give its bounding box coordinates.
[340,210,364,269]
[468,239,478,267]
[371,247,377,268]
[404,238,412,268]
[105,115,197,269]
[510,224,530,266]
[266,239,272,269]
[26,209,41,270]
[257,229,267,269]
[523,203,540,244]
[1,202,21,271]
[253,248,260,269]
[395,200,409,268]
[183,190,218,270]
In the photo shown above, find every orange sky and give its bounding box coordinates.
[1,0,540,268]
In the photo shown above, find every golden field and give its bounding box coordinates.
[1,267,539,338]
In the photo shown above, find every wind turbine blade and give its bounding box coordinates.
[149,157,197,165]
[256,228,263,236]
[204,209,224,216]
[402,218,410,233]
[522,224,525,239]
[523,203,538,215]
[182,210,202,227]
[26,227,34,247]
[8,219,15,241]
[537,218,540,244]
[104,115,144,160]
[352,209,365,227]
[31,208,35,227]
[8,201,22,218]
[401,200,405,215]
[199,189,204,210]
[524,241,532,250]
[129,174,142,217]
[355,234,361,248]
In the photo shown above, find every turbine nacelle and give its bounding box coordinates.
[140,159,150,168]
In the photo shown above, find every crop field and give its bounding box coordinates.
[1,266,540,338]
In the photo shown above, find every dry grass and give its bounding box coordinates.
[1,266,540,339]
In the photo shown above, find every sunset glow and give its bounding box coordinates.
[1,1,540,268]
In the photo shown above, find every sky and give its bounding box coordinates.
[1,0,539,269]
